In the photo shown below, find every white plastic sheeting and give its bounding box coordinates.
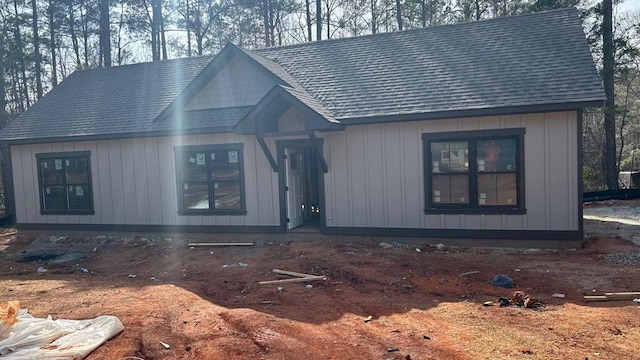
[0,301,123,359]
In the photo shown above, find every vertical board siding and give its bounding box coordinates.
[11,146,25,223]
[12,135,280,227]
[324,111,579,232]
[365,125,385,227]
[523,114,546,229]
[22,144,38,224]
[326,131,350,227]
[132,139,151,225]
[11,112,578,232]
[108,141,126,224]
[383,124,403,227]
[144,138,163,224]
[347,127,368,227]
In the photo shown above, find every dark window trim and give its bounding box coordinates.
[174,143,247,215]
[422,128,526,214]
[36,151,94,215]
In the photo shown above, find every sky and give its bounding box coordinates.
[618,0,640,13]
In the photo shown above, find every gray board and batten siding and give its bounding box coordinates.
[11,111,578,237]
[322,112,579,234]
[11,135,282,228]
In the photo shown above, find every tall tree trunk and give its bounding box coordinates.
[80,6,89,67]
[49,0,58,85]
[67,2,81,67]
[151,0,161,60]
[395,0,402,30]
[13,0,30,109]
[31,0,43,99]
[370,0,377,33]
[474,0,481,20]
[305,0,312,41]
[263,0,270,46]
[421,0,426,27]
[0,28,7,128]
[100,0,111,67]
[186,0,191,56]
[326,2,330,39]
[602,0,617,189]
[316,0,321,40]
[11,61,24,113]
[160,11,167,60]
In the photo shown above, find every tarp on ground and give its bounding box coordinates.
[0,301,123,359]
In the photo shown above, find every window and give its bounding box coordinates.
[175,144,246,215]
[422,128,525,213]
[37,152,93,214]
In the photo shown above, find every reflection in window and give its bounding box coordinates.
[424,130,524,211]
[37,152,93,214]
[175,145,245,214]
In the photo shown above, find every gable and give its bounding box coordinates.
[184,55,277,111]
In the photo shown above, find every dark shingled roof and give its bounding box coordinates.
[256,8,604,120]
[0,56,214,141]
[0,8,604,143]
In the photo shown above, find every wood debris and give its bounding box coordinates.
[188,242,254,247]
[583,292,640,302]
[258,268,326,285]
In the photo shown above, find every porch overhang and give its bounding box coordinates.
[233,85,339,174]
[233,85,343,135]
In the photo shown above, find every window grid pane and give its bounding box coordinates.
[431,141,468,173]
[38,153,92,214]
[426,134,521,210]
[176,146,244,214]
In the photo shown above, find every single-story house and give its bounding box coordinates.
[0,8,605,242]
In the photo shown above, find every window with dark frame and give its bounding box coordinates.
[37,152,93,214]
[422,129,525,213]
[175,144,246,215]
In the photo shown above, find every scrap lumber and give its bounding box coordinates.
[583,292,640,302]
[188,242,254,246]
[272,269,317,278]
[258,276,325,285]
[258,268,326,285]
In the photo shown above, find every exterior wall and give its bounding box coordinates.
[321,112,579,232]
[11,134,281,226]
[184,56,276,110]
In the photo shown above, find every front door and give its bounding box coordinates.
[285,148,304,229]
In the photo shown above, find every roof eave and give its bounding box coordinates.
[339,100,606,126]
[0,126,234,145]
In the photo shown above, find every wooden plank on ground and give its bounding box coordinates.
[188,242,254,247]
[583,292,640,302]
[273,269,317,278]
[258,276,326,285]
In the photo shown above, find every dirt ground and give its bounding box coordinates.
[1,202,640,360]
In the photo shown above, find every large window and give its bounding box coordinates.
[175,144,246,215]
[422,129,525,213]
[37,152,93,214]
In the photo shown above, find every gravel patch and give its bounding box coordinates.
[602,249,640,266]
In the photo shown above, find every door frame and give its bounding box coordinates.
[276,138,326,232]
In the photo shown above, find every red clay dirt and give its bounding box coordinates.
[1,215,640,359]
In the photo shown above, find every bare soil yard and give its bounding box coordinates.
[1,201,640,359]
